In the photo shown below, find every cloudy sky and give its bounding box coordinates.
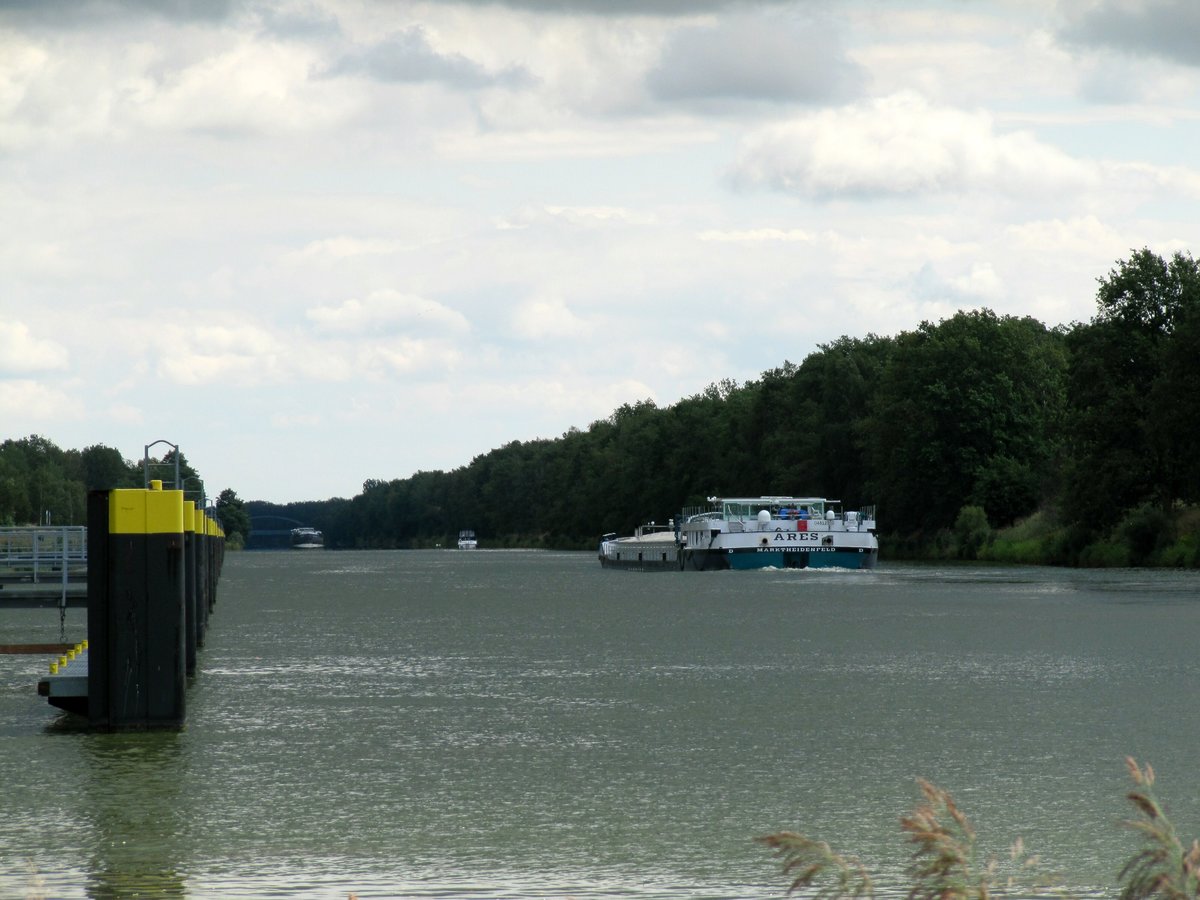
[2,0,1198,503]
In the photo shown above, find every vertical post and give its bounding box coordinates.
[60,526,69,613]
[183,500,197,678]
[205,502,223,613]
[86,490,112,726]
[89,481,187,730]
[194,507,208,648]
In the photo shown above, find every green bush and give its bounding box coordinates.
[1120,503,1174,566]
[1155,533,1199,568]
[986,511,1060,565]
[953,505,991,560]
[1078,539,1131,568]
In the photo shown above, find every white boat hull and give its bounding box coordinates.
[679,497,878,571]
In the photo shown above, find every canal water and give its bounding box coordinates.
[3,551,1200,899]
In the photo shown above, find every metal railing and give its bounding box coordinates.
[0,526,87,610]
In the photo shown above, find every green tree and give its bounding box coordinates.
[215,488,251,546]
[1151,292,1200,505]
[867,311,1066,532]
[0,435,87,524]
[1064,249,1200,529]
[758,336,892,504]
[81,444,138,490]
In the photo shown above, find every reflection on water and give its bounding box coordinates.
[2,553,1200,898]
[81,735,187,899]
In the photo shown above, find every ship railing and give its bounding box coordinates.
[857,505,877,531]
[633,523,675,538]
[681,504,875,532]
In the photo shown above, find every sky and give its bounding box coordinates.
[2,0,1199,503]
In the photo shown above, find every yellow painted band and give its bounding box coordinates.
[109,488,186,535]
[183,501,196,532]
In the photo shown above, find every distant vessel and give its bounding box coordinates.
[290,527,324,550]
[598,524,681,571]
[598,497,878,571]
[680,497,876,570]
[457,529,478,550]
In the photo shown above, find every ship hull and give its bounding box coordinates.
[683,546,877,571]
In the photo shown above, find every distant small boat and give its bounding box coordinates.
[457,529,478,550]
[290,527,324,550]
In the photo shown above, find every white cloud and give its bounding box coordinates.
[497,205,658,230]
[132,39,352,137]
[307,291,470,336]
[1004,215,1126,259]
[0,379,80,420]
[464,375,659,421]
[361,339,463,376]
[728,92,1097,199]
[0,321,70,375]
[510,295,589,340]
[948,263,1005,302]
[910,261,1006,305]
[152,323,289,386]
[0,26,360,152]
[287,237,408,263]
[697,228,815,243]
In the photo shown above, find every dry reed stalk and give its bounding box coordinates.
[900,778,989,900]
[1119,757,1200,900]
[755,831,873,899]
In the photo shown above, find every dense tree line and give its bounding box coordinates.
[303,248,1200,565]
[0,437,140,526]
[0,438,251,547]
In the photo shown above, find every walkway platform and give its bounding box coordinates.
[0,579,87,608]
[37,643,89,716]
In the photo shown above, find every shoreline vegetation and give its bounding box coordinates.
[355,502,1200,568]
[896,503,1200,568]
[758,759,1197,900]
